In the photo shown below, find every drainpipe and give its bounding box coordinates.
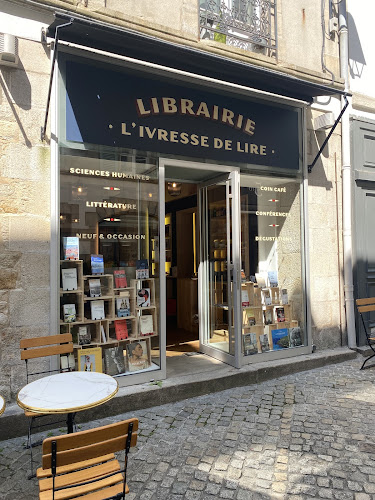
[338,0,356,349]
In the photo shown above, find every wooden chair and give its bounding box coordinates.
[36,418,138,500]
[356,298,375,370]
[20,333,74,477]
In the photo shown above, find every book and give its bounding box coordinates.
[104,347,125,376]
[63,303,76,323]
[275,307,285,322]
[259,334,270,352]
[289,327,302,347]
[116,297,130,317]
[136,259,149,279]
[137,288,150,307]
[78,325,91,345]
[268,271,278,288]
[63,237,79,260]
[90,300,105,320]
[243,333,258,355]
[89,279,101,298]
[281,289,288,305]
[100,324,106,343]
[126,319,135,338]
[241,289,250,307]
[114,269,127,288]
[78,347,102,372]
[255,272,268,289]
[114,320,128,340]
[61,268,78,291]
[91,254,104,275]
[139,315,154,336]
[262,289,272,306]
[241,269,246,282]
[243,307,256,326]
[60,353,75,371]
[263,308,273,325]
[126,340,150,372]
[271,328,289,350]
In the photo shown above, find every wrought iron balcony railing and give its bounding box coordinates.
[200,0,277,57]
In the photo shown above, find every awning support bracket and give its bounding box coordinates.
[41,19,74,142]
[308,94,349,173]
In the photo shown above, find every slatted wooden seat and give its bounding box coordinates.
[20,334,74,477]
[36,418,138,500]
[356,298,375,370]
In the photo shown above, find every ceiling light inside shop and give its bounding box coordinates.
[103,186,120,191]
[148,193,153,198]
[167,182,182,196]
[73,218,79,223]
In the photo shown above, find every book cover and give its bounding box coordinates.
[63,303,76,323]
[255,272,268,289]
[275,307,285,322]
[136,259,149,279]
[114,269,127,288]
[116,297,130,317]
[78,325,91,345]
[89,278,101,298]
[100,324,106,343]
[263,308,273,325]
[63,237,79,260]
[137,288,151,307]
[243,307,256,326]
[271,328,289,350]
[289,327,303,347]
[114,320,128,340]
[281,289,289,305]
[78,347,102,373]
[262,289,272,306]
[126,340,150,372]
[104,347,125,376]
[90,300,105,320]
[243,333,258,355]
[60,353,75,372]
[61,268,78,291]
[139,315,154,336]
[268,271,278,287]
[241,289,250,307]
[259,333,270,352]
[126,319,135,338]
[91,254,104,275]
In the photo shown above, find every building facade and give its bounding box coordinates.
[0,0,364,401]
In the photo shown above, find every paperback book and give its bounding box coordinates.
[259,333,270,352]
[241,289,250,307]
[63,303,76,323]
[243,307,256,326]
[281,289,289,305]
[104,347,125,376]
[255,272,268,289]
[137,288,151,307]
[63,237,79,260]
[275,307,285,322]
[90,300,105,320]
[263,308,273,325]
[78,325,91,345]
[60,353,75,372]
[89,278,101,298]
[91,254,104,275]
[243,332,258,355]
[271,328,289,350]
[78,347,102,373]
[114,269,127,288]
[139,315,154,336]
[61,268,78,291]
[116,297,131,317]
[289,327,302,347]
[262,289,272,306]
[114,320,128,340]
[126,340,150,372]
[136,259,149,279]
[268,271,278,288]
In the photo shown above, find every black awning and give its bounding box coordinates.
[47,13,346,103]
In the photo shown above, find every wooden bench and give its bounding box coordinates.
[37,418,138,499]
[356,298,375,370]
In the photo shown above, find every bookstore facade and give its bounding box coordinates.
[55,39,313,385]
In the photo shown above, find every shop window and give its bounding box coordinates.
[59,147,161,377]
[240,175,305,356]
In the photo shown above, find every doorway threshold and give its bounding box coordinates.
[166,351,226,379]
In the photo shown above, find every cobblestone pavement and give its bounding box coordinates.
[2,356,375,499]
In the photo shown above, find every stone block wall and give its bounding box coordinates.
[0,35,51,400]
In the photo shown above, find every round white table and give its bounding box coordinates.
[17,371,118,433]
[0,395,5,416]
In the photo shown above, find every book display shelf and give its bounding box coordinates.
[241,281,300,354]
[60,260,158,375]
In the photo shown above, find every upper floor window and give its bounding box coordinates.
[199,0,276,57]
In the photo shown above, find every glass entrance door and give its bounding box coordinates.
[198,171,241,367]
